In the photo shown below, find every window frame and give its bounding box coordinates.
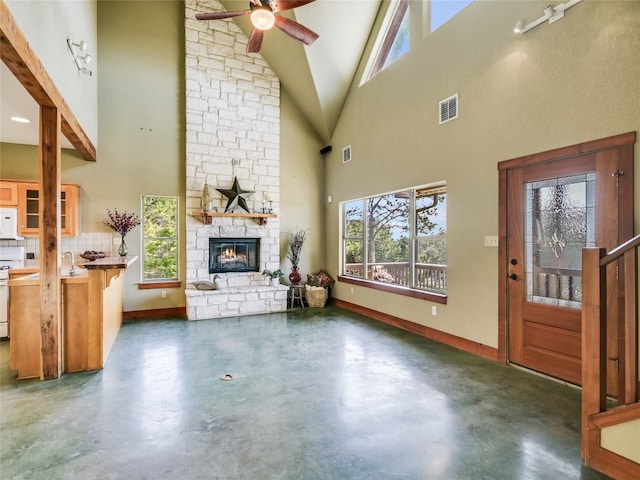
[361,0,410,84]
[339,184,447,304]
[139,195,180,289]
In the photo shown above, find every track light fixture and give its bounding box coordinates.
[67,38,93,76]
[513,0,582,34]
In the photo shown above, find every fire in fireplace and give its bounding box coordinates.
[209,238,260,274]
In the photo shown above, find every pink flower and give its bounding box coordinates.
[103,208,140,237]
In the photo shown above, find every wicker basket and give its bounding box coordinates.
[305,285,328,307]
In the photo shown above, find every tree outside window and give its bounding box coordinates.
[142,196,178,281]
[343,184,446,294]
[344,200,364,278]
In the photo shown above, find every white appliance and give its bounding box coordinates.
[0,246,25,338]
[0,208,24,240]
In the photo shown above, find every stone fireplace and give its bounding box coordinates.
[184,0,288,320]
[209,238,260,274]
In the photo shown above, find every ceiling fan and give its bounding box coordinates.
[196,0,319,53]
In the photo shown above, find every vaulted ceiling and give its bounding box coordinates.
[0,0,382,148]
[218,0,381,142]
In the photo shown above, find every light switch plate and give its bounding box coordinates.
[484,235,499,247]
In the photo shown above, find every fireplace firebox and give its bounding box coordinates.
[209,238,260,274]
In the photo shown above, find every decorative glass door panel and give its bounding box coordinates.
[504,135,634,393]
[525,173,595,309]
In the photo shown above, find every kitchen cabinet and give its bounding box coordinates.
[8,256,137,379]
[0,181,19,206]
[16,181,80,236]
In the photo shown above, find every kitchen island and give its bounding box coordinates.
[8,256,137,379]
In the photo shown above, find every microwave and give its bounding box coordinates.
[0,208,24,240]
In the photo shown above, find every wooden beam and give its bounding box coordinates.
[39,105,62,380]
[0,0,96,161]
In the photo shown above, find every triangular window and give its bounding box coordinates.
[362,0,409,83]
[431,0,474,32]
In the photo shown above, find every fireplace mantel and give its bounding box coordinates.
[190,211,278,226]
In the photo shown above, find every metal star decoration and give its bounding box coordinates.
[216,177,254,213]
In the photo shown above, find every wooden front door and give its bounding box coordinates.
[499,133,635,393]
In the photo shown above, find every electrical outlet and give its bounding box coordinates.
[432,306,437,316]
[350,286,354,294]
[161,290,167,298]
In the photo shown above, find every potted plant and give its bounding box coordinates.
[262,268,285,286]
[286,228,308,285]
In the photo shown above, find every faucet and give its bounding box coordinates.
[63,251,77,277]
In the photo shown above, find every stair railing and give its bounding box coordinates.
[582,234,640,478]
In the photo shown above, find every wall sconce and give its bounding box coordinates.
[67,39,93,76]
[514,0,582,34]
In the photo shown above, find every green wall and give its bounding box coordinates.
[95,0,185,311]
[279,90,326,277]
[1,1,187,312]
[2,0,325,312]
[324,0,640,348]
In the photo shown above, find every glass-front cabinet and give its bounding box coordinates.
[17,182,79,236]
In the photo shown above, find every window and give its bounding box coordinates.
[362,0,410,83]
[141,196,178,283]
[342,184,447,297]
[430,0,473,32]
[362,0,474,84]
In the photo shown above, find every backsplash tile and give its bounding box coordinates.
[0,232,115,260]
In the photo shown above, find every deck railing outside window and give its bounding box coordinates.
[344,262,447,294]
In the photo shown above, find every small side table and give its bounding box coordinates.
[289,284,305,308]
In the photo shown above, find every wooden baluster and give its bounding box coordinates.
[623,248,638,404]
[581,247,607,461]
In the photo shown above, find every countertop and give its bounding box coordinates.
[83,256,138,270]
[9,256,138,280]
[9,256,138,286]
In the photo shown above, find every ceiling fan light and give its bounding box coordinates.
[250,8,275,30]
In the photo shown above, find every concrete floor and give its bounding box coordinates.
[1,306,609,479]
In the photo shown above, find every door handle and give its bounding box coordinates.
[509,273,518,280]
[608,356,619,373]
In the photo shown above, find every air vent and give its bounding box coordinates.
[439,93,458,124]
[343,145,352,163]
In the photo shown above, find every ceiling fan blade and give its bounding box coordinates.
[274,15,318,45]
[247,28,264,53]
[268,0,316,13]
[196,10,250,20]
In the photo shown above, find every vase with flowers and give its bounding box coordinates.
[286,228,308,285]
[104,208,141,257]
